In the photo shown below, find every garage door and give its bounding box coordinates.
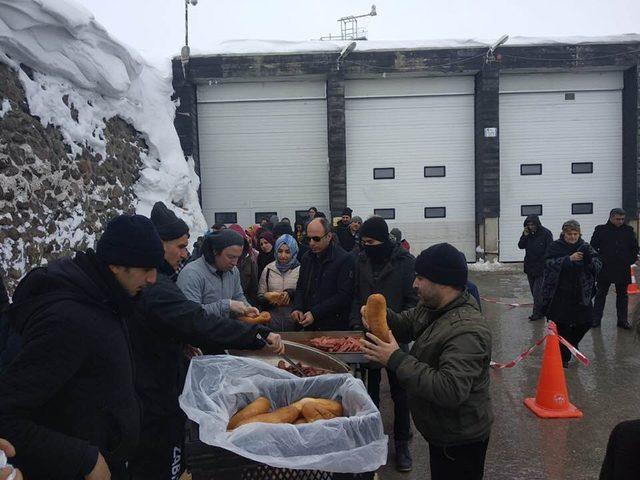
[499,72,623,262]
[197,80,329,228]
[345,76,476,259]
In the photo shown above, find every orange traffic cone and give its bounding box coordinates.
[627,266,639,294]
[524,322,583,419]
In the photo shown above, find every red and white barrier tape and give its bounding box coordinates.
[490,323,589,369]
[481,296,534,309]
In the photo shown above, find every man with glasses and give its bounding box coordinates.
[291,218,355,330]
[591,208,639,329]
[517,214,553,321]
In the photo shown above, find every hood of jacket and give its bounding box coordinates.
[523,214,543,229]
[6,250,131,335]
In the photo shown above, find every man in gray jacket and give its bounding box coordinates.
[360,243,493,480]
[177,230,259,334]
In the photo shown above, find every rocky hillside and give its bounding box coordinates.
[0,62,148,291]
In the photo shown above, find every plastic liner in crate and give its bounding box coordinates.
[179,355,387,473]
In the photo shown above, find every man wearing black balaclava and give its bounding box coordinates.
[349,216,417,472]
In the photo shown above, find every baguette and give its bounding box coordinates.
[365,294,390,342]
[292,398,343,417]
[235,405,299,428]
[228,397,271,430]
[237,311,271,325]
[263,292,282,304]
[301,403,338,422]
[294,417,308,424]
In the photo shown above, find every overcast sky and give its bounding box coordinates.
[77,0,638,67]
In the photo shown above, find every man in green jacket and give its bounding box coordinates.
[361,242,493,480]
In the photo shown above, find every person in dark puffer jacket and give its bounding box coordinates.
[518,214,553,321]
[0,214,164,480]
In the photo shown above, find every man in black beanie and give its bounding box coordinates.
[0,214,164,480]
[360,243,493,480]
[129,203,284,480]
[349,216,417,472]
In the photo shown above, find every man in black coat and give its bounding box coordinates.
[129,202,284,480]
[0,214,164,480]
[349,217,417,472]
[517,214,553,320]
[337,216,362,252]
[292,218,355,330]
[591,208,639,329]
[0,277,8,312]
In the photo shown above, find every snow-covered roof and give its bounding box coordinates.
[187,34,640,58]
[0,0,207,236]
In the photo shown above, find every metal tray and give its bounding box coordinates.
[279,331,370,365]
[228,340,350,375]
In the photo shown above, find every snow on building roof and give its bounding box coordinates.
[0,0,207,236]
[187,34,640,58]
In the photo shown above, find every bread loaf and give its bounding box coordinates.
[228,397,271,430]
[263,292,282,304]
[235,405,299,428]
[292,398,343,417]
[365,294,390,342]
[294,417,308,424]
[238,311,271,325]
[301,403,338,422]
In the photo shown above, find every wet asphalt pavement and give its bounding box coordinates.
[375,266,640,480]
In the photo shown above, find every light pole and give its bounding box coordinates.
[181,0,198,78]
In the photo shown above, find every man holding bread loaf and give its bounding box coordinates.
[360,242,493,480]
[349,216,417,472]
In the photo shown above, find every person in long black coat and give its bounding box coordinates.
[128,202,283,480]
[0,214,164,479]
[540,219,601,366]
[591,208,639,329]
[0,277,8,313]
[349,217,417,472]
[292,218,355,331]
[517,214,553,320]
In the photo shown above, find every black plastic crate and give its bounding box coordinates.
[185,421,375,480]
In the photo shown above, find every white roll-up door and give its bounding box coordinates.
[499,71,623,261]
[345,76,476,259]
[197,80,329,228]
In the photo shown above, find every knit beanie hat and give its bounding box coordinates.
[97,214,164,268]
[202,229,245,264]
[150,201,189,241]
[415,243,468,287]
[350,216,363,225]
[562,219,581,232]
[342,207,353,216]
[390,228,402,244]
[359,216,389,243]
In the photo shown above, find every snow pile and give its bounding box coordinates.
[0,97,10,117]
[0,0,207,235]
[469,258,519,272]
[189,34,640,57]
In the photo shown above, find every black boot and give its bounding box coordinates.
[395,440,412,472]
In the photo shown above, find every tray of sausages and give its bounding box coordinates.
[228,340,350,377]
[279,331,371,365]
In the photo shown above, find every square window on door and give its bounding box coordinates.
[572,203,593,215]
[565,93,576,101]
[374,208,396,220]
[572,162,593,174]
[424,166,446,177]
[295,210,308,224]
[373,168,395,179]
[521,205,542,216]
[424,207,446,218]
[520,164,542,175]
[255,212,277,224]
[215,212,237,224]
